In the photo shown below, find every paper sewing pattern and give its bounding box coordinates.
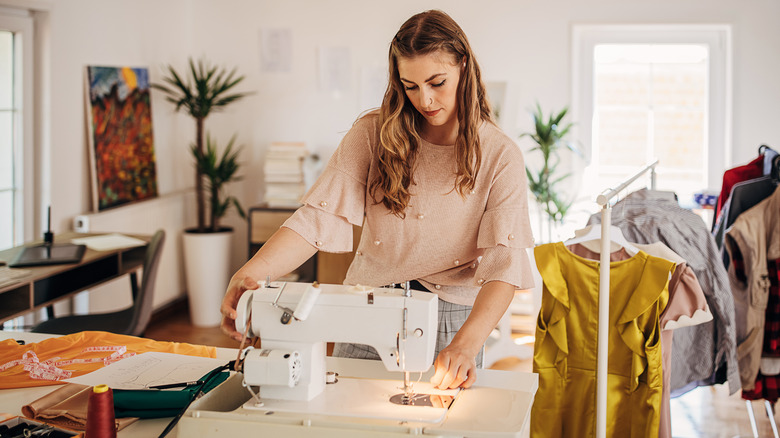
[66,352,227,390]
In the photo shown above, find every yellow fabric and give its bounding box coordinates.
[531,242,674,438]
[0,331,217,389]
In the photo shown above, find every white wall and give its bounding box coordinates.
[38,0,200,311]
[20,0,780,311]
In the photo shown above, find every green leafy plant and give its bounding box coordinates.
[192,135,246,232]
[153,58,250,232]
[522,104,579,228]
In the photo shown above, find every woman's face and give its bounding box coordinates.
[397,51,462,136]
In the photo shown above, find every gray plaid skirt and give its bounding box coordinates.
[332,293,485,368]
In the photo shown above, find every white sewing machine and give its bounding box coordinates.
[174,281,538,437]
[234,281,438,404]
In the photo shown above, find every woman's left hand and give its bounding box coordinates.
[428,280,517,389]
[430,341,478,389]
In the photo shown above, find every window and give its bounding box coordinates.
[0,29,14,249]
[0,10,34,251]
[573,25,731,206]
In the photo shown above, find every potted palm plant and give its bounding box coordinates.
[154,58,250,326]
[193,134,246,232]
[521,104,579,243]
[154,58,250,232]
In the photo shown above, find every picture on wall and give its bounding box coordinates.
[85,65,158,211]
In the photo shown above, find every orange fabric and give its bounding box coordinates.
[0,331,216,389]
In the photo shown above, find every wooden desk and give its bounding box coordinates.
[0,233,149,324]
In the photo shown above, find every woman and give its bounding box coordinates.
[221,9,534,390]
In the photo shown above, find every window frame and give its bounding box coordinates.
[0,7,34,248]
[572,24,732,191]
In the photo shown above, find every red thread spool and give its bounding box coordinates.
[86,384,116,438]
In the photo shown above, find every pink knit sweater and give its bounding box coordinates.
[283,113,535,305]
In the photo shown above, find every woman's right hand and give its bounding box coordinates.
[220,274,262,341]
[219,226,319,341]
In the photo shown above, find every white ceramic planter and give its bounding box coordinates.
[182,229,233,327]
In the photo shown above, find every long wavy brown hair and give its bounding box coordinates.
[369,10,493,217]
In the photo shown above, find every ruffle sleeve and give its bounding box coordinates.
[281,115,377,253]
[477,207,534,249]
[616,254,675,391]
[282,205,354,253]
[300,166,366,226]
[474,245,535,290]
[473,141,534,288]
[661,264,713,330]
[477,141,533,248]
[533,243,571,376]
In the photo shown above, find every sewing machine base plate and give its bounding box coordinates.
[389,392,455,408]
[243,376,458,423]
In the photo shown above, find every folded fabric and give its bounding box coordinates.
[21,370,230,427]
[21,383,137,431]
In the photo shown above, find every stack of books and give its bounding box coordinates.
[264,142,308,207]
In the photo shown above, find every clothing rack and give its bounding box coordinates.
[594,159,659,438]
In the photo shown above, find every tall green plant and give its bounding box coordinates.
[153,58,250,232]
[521,104,578,228]
[192,135,246,232]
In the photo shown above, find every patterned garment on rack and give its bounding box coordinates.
[742,258,780,402]
[587,189,740,395]
[764,259,780,354]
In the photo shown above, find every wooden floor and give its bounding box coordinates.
[144,301,780,438]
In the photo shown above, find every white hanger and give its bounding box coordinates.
[564,224,639,256]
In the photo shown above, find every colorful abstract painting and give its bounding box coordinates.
[86,66,158,211]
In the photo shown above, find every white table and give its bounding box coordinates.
[0,331,538,437]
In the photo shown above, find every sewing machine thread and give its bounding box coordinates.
[86,384,116,438]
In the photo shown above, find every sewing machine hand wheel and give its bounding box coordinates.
[235,289,255,337]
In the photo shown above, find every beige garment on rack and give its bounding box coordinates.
[724,185,780,391]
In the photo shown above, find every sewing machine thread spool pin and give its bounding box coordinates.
[293,282,321,321]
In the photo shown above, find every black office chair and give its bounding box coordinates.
[32,230,166,337]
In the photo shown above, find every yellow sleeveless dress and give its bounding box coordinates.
[531,242,675,438]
